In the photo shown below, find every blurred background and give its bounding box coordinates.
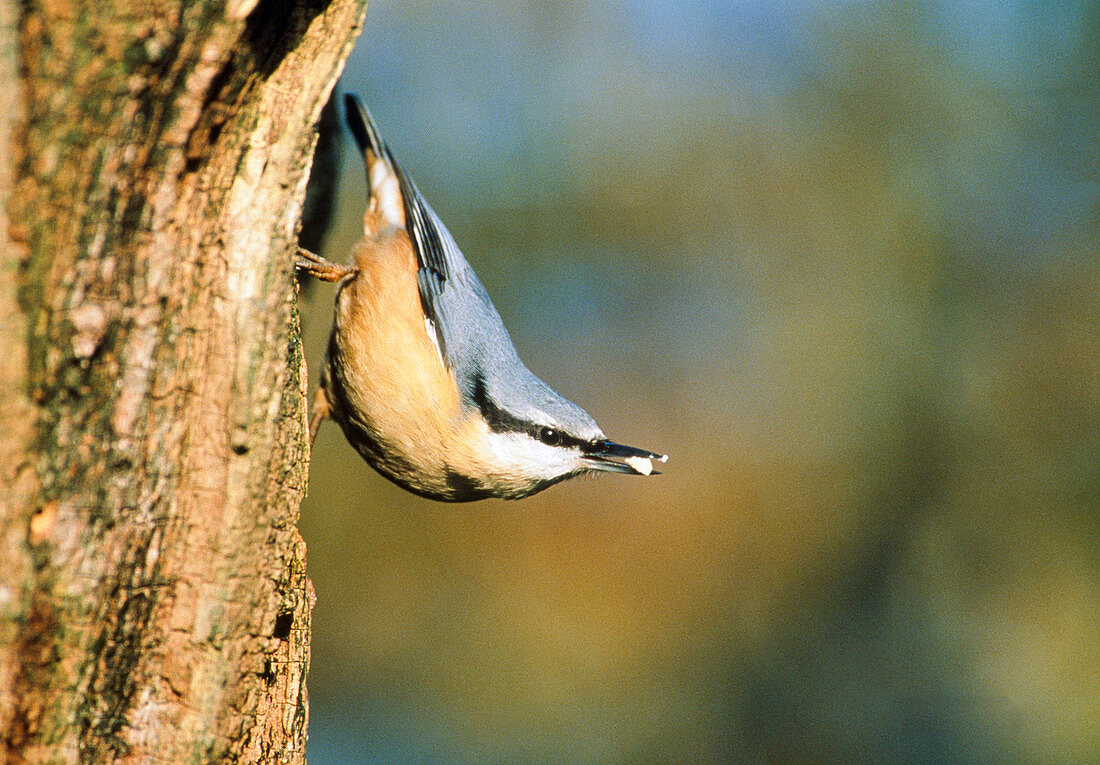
[297,1,1099,762]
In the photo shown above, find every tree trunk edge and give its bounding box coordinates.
[0,0,40,754]
[0,1,368,762]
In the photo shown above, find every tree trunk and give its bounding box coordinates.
[0,1,366,761]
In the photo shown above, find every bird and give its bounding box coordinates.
[296,92,666,501]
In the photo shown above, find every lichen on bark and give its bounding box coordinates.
[0,1,367,761]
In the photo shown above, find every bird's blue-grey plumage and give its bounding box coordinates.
[302,93,666,500]
[343,93,603,442]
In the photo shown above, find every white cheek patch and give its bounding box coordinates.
[484,431,581,481]
[624,456,653,476]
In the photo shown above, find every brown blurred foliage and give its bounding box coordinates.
[299,2,1098,761]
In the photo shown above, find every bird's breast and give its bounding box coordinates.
[323,231,490,499]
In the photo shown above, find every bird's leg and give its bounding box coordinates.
[308,386,331,446]
[296,247,357,282]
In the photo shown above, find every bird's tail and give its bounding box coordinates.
[344,92,406,233]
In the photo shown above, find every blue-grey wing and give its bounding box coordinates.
[391,162,516,386]
[343,93,498,376]
[344,94,600,433]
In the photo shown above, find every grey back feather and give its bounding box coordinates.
[344,94,603,440]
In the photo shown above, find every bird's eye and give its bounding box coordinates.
[538,426,561,446]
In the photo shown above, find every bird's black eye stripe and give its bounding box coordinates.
[470,372,594,450]
[538,426,561,446]
[533,426,591,450]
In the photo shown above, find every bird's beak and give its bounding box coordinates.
[584,440,668,476]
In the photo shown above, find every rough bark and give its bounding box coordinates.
[0,1,366,762]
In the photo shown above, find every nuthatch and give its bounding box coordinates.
[297,93,667,501]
